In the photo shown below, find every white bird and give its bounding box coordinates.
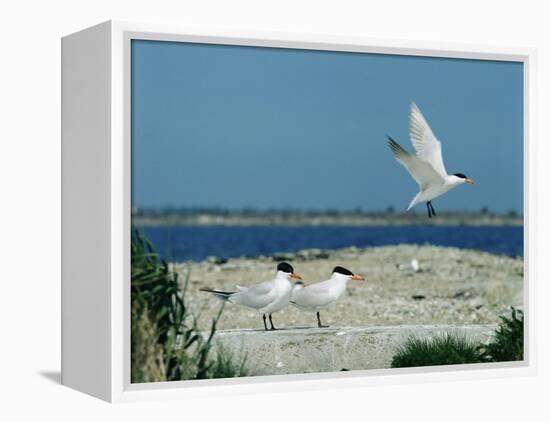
[200,262,302,331]
[290,266,365,328]
[397,258,420,273]
[387,102,475,218]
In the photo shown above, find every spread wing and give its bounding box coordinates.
[387,137,444,190]
[409,102,448,177]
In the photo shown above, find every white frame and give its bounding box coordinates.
[62,20,537,403]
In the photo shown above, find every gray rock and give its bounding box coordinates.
[206,256,228,265]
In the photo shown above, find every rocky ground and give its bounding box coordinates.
[172,244,523,331]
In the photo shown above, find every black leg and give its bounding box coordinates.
[426,202,432,218]
[317,311,329,328]
[268,314,277,330]
[430,202,436,217]
[262,314,268,331]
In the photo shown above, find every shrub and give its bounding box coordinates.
[131,229,247,382]
[478,307,524,362]
[391,307,524,368]
[391,333,481,368]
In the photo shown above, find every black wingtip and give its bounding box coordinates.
[387,136,398,151]
[387,136,399,149]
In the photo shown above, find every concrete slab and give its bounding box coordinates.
[212,324,497,375]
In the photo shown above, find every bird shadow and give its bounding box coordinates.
[37,370,62,384]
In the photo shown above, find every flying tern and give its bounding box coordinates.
[387,102,475,217]
[290,266,365,328]
[200,262,302,331]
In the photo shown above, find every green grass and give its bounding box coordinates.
[478,307,524,362]
[208,346,249,379]
[131,229,248,383]
[391,307,524,368]
[391,333,481,368]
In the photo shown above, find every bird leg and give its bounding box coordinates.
[429,201,437,217]
[268,314,278,331]
[262,314,268,331]
[426,202,432,218]
[317,312,329,328]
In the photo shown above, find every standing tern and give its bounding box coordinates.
[290,266,365,328]
[387,102,475,217]
[200,262,302,331]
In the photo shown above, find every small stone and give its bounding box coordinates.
[272,253,295,261]
[206,256,228,265]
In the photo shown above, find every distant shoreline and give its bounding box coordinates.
[132,211,522,227]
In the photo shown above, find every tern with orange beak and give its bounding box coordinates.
[290,266,365,328]
[387,102,475,218]
[200,262,301,331]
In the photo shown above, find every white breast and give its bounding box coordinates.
[259,278,293,314]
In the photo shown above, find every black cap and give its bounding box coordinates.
[453,173,468,179]
[277,262,294,273]
[332,266,353,276]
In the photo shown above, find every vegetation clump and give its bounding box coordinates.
[391,307,524,368]
[131,229,247,383]
[477,307,524,362]
[391,333,481,368]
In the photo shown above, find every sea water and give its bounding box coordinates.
[136,225,523,262]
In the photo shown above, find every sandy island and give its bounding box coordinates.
[172,244,523,331]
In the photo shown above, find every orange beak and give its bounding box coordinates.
[465,178,475,185]
[290,272,302,280]
[351,274,365,281]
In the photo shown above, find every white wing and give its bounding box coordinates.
[229,280,275,309]
[292,279,335,308]
[388,137,444,190]
[409,103,448,177]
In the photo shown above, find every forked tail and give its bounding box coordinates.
[407,192,422,211]
[199,288,236,302]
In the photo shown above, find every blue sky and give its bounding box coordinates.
[131,40,523,213]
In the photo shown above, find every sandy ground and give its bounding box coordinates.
[172,244,523,331]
